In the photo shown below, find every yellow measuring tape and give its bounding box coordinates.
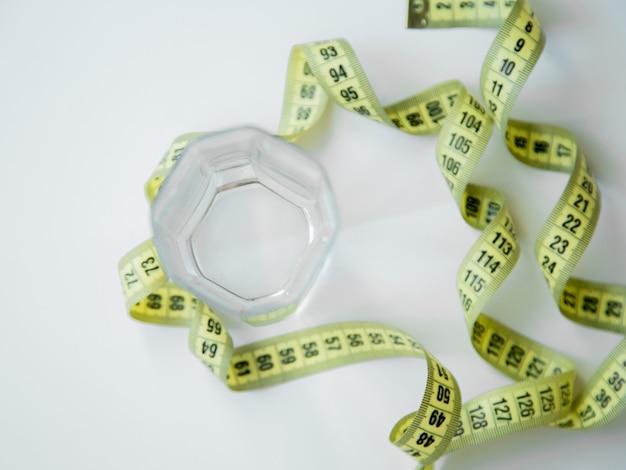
[118,0,626,466]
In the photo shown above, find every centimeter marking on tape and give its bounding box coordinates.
[407,0,515,28]
[118,0,626,466]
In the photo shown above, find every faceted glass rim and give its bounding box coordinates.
[151,126,339,322]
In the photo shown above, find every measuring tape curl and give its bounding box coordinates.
[472,0,626,429]
[119,0,625,466]
[404,0,626,433]
[119,240,462,467]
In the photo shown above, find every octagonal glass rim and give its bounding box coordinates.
[150,126,339,321]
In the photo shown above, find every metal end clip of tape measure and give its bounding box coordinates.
[118,0,626,467]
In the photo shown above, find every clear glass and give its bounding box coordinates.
[151,127,339,323]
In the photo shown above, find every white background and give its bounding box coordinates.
[1,0,625,468]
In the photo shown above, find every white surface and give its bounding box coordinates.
[1,1,625,469]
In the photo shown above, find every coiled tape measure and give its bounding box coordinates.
[118,0,626,467]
